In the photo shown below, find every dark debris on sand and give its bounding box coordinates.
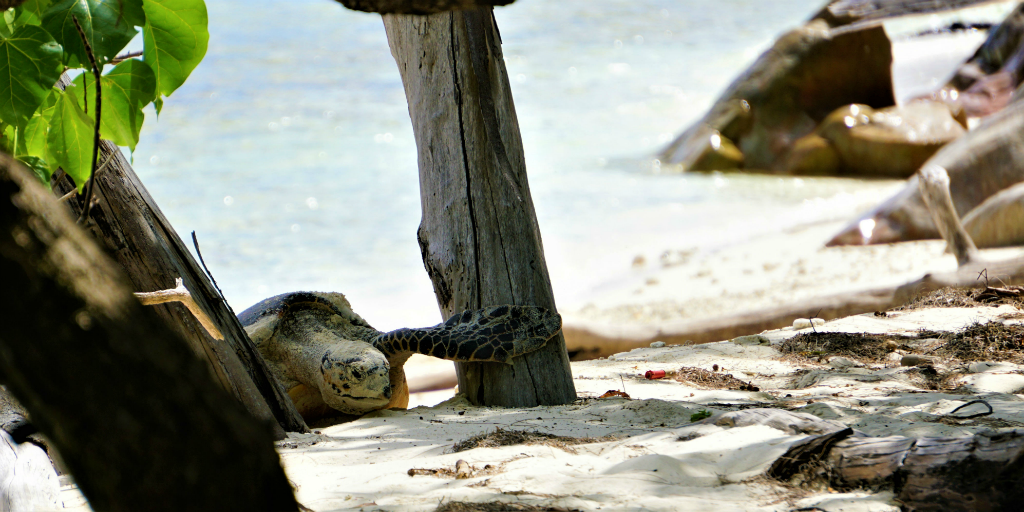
[450,428,616,454]
[672,366,760,391]
[436,502,581,512]
[937,322,1024,363]
[896,286,1024,311]
[779,332,921,363]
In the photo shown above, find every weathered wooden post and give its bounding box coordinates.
[380,8,576,406]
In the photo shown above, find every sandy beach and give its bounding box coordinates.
[253,297,1024,511]
[33,2,1024,510]
[52,292,1024,510]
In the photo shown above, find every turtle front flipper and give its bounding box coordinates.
[372,305,561,363]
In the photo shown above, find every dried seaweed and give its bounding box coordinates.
[672,366,759,391]
[450,428,616,454]
[779,332,916,363]
[436,502,581,512]
[896,286,1024,311]
[937,321,1024,363]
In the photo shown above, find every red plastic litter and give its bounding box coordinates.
[645,370,666,380]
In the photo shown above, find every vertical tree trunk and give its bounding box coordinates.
[0,154,297,511]
[383,9,576,406]
[52,138,307,437]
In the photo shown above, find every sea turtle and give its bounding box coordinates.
[238,292,560,420]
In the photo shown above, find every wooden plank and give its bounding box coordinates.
[384,9,576,406]
[830,436,916,484]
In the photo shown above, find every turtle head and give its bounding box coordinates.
[318,341,392,415]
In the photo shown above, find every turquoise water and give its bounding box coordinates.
[130,0,908,329]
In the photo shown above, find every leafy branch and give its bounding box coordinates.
[70,15,98,223]
[0,0,209,193]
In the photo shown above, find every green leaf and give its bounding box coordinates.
[0,122,15,154]
[16,0,54,26]
[0,10,16,38]
[17,155,52,186]
[106,57,155,107]
[120,0,144,27]
[42,0,138,67]
[23,86,57,158]
[0,24,62,127]
[142,0,207,97]
[70,58,153,150]
[47,87,95,191]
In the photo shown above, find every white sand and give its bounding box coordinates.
[562,220,1024,328]
[257,304,1024,512]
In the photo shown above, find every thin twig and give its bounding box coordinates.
[71,16,102,225]
[191,231,231,311]
[135,277,224,340]
[111,50,143,64]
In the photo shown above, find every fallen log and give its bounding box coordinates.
[0,153,297,511]
[53,138,307,437]
[772,429,1024,511]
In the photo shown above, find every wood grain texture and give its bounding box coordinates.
[0,154,297,511]
[52,139,307,436]
[384,9,576,406]
[337,0,512,14]
[770,428,1024,511]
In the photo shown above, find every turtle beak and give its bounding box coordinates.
[318,343,392,414]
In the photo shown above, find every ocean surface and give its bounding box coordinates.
[128,0,1009,330]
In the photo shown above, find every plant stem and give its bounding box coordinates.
[71,17,101,225]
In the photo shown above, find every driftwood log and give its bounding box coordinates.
[0,154,297,511]
[772,429,1024,511]
[336,0,512,14]
[52,138,307,437]
[384,9,576,406]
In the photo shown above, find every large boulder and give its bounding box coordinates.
[659,20,894,172]
[827,102,964,177]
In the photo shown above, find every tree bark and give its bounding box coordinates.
[337,0,512,15]
[52,139,307,437]
[384,9,576,407]
[773,428,1024,511]
[0,154,297,511]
